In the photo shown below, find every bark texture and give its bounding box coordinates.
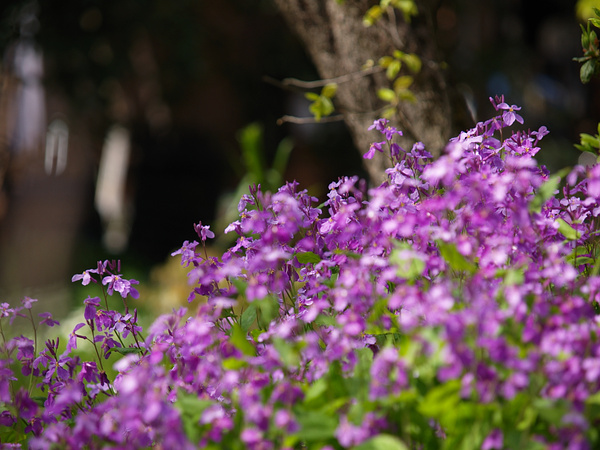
[273,0,466,184]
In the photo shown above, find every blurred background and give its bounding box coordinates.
[0,0,599,320]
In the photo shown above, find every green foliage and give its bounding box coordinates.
[216,123,293,243]
[305,83,338,121]
[574,122,600,163]
[528,171,564,213]
[376,50,421,118]
[437,241,477,274]
[363,0,418,27]
[354,434,409,450]
[389,242,426,280]
[573,7,600,83]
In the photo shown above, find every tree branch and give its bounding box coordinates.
[264,66,383,91]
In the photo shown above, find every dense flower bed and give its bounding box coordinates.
[2,96,600,449]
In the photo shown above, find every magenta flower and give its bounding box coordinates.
[21,297,37,309]
[102,274,140,299]
[71,268,99,285]
[38,312,59,327]
[364,141,384,159]
[497,102,524,126]
[194,221,215,242]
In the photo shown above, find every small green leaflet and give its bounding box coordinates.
[556,218,581,241]
[296,251,321,264]
[108,346,145,356]
[240,303,257,332]
[354,434,409,450]
[437,241,477,274]
[229,323,256,356]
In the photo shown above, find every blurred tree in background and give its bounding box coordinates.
[0,0,598,317]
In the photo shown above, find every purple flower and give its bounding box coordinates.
[102,274,140,299]
[364,141,385,159]
[84,296,101,322]
[482,429,503,450]
[38,312,59,327]
[368,118,389,132]
[497,102,524,126]
[194,221,215,242]
[67,323,86,353]
[71,268,99,285]
[0,302,14,318]
[15,388,38,421]
[171,240,199,266]
[21,297,38,309]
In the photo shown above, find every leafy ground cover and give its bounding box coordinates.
[2,95,600,449]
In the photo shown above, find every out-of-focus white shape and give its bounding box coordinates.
[44,118,69,175]
[579,151,597,167]
[10,39,45,154]
[95,125,132,253]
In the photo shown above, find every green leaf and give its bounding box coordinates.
[270,137,294,185]
[363,5,383,26]
[304,377,329,407]
[229,323,256,356]
[240,303,257,332]
[437,241,477,273]
[174,391,215,444]
[305,92,321,101]
[296,251,321,264]
[417,379,462,419]
[231,277,247,296]
[581,59,596,84]
[393,0,418,22]
[322,96,335,115]
[382,106,397,119]
[386,59,402,80]
[308,98,324,121]
[397,90,417,103]
[517,406,537,431]
[353,434,409,450]
[586,390,600,405]
[378,88,397,103]
[580,132,600,147]
[389,243,425,280]
[401,53,422,73]
[314,314,339,327]
[109,346,145,356]
[255,295,279,326]
[238,122,265,182]
[393,75,413,91]
[321,83,338,98]
[294,408,338,441]
[222,357,247,370]
[556,218,581,241]
[532,398,571,426]
[565,246,595,266]
[273,337,300,367]
[528,172,561,213]
[581,23,591,49]
[503,268,525,285]
[378,56,394,69]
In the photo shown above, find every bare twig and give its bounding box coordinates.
[264,66,383,91]
[276,105,394,126]
[276,114,346,125]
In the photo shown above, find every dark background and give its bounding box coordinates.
[0,0,598,318]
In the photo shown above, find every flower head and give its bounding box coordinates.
[497,102,524,126]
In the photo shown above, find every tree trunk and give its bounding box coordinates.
[273,0,468,184]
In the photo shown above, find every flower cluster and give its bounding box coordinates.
[2,96,600,448]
